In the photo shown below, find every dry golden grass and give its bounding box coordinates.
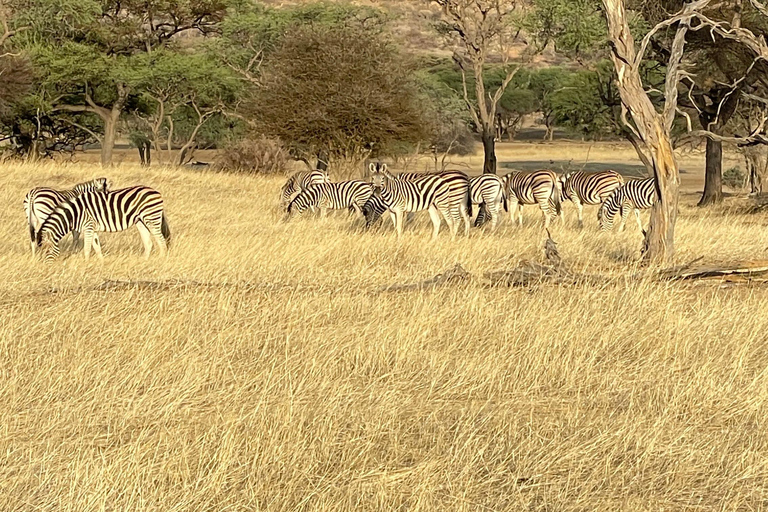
[2,159,768,511]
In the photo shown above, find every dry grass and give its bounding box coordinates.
[3,159,768,511]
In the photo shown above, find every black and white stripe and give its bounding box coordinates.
[286,181,373,217]
[559,170,624,227]
[599,178,657,232]
[504,170,561,228]
[369,163,471,238]
[37,186,170,262]
[24,177,109,254]
[470,174,506,230]
[280,170,330,209]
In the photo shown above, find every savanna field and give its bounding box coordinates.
[3,151,768,510]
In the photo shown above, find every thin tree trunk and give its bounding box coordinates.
[316,150,329,171]
[101,114,117,167]
[482,130,497,174]
[698,137,723,205]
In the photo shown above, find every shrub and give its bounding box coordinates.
[723,166,747,190]
[215,137,288,174]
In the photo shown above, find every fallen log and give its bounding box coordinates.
[658,260,768,281]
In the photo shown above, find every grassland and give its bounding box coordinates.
[2,151,768,511]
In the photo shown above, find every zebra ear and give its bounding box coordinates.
[368,162,377,174]
[381,163,388,173]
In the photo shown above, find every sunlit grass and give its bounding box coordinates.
[2,160,768,510]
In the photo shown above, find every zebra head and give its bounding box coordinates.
[37,230,60,263]
[598,200,614,231]
[369,164,390,196]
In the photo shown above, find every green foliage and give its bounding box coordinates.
[523,0,606,57]
[244,16,428,161]
[723,166,747,190]
[416,71,474,156]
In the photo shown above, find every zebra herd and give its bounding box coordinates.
[24,178,170,262]
[22,166,656,262]
[282,164,658,237]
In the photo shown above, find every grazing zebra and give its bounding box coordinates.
[36,186,170,262]
[599,178,657,232]
[286,181,373,218]
[369,163,471,239]
[24,177,110,255]
[503,170,561,228]
[362,193,389,229]
[470,174,506,230]
[559,170,624,227]
[280,170,330,209]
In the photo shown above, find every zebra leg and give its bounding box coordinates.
[82,226,95,261]
[618,204,630,232]
[147,218,168,257]
[575,198,584,228]
[489,198,501,231]
[394,211,404,237]
[91,233,104,260]
[460,203,471,236]
[428,205,442,239]
[389,211,397,231]
[136,222,154,258]
[634,209,643,232]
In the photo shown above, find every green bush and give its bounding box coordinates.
[723,166,747,190]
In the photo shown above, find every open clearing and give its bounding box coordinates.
[2,146,768,510]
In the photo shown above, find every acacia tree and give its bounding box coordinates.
[432,0,528,174]
[244,22,428,176]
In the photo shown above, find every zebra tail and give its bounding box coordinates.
[551,181,562,216]
[466,188,473,218]
[161,213,171,247]
[25,199,37,244]
[502,187,509,212]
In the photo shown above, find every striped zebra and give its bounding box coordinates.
[369,163,471,238]
[280,170,330,209]
[286,180,373,218]
[599,178,657,232]
[503,170,561,228]
[36,186,170,262]
[362,193,389,229]
[24,177,110,255]
[470,174,506,230]
[559,170,624,227]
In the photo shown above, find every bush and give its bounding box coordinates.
[215,137,288,174]
[723,166,747,190]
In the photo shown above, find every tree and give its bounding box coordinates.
[244,22,428,175]
[129,50,241,166]
[9,0,227,166]
[602,0,768,262]
[432,0,528,174]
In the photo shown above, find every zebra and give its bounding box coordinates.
[599,178,657,232]
[503,170,561,228]
[280,170,330,209]
[36,186,170,262]
[286,180,373,218]
[470,174,507,230]
[24,177,110,255]
[362,193,389,229]
[368,163,471,239]
[559,170,624,227]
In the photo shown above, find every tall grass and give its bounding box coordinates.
[2,161,768,510]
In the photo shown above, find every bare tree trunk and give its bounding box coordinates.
[698,137,723,205]
[603,0,688,263]
[482,130,496,174]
